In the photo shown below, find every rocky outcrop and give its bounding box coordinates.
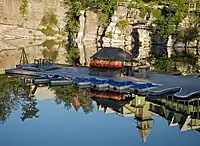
[83,11,99,65]
[136,29,151,59]
[0,0,67,72]
[102,5,133,52]
[77,11,99,65]
[0,0,65,29]
[77,10,86,65]
[78,4,152,65]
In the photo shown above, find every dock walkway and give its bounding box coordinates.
[5,65,200,99]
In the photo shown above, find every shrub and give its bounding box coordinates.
[40,26,57,36]
[153,57,177,73]
[116,19,130,32]
[67,47,80,65]
[19,0,28,17]
[106,31,112,38]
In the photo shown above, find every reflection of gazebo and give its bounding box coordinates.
[90,47,135,77]
[91,96,131,113]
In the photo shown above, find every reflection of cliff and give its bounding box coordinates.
[0,38,66,71]
[0,0,67,71]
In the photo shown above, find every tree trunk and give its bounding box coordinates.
[196,40,199,56]
[184,40,187,55]
[96,26,100,52]
[56,24,61,34]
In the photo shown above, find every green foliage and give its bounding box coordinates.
[40,40,59,62]
[151,16,177,37]
[60,28,67,36]
[0,75,39,123]
[67,47,80,65]
[151,9,161,19]
[19,0,28,17]
[41,10,58,27]
[64,0,118,35]
[180,26,199,43]
[40,10,59,36]
[153,57,177,73]
[106,31,112,38]
[140,5,150,18]
[97,11,109,28]
[40,25,57,36]
[137,0,189,38]
[175,54,198,66]
[153,53,199,73]
[116,19,130,31]
[51,85,93,113]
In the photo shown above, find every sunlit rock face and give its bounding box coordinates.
[0,0,65,29]
[78,4,152,65]
[0,0,67,71]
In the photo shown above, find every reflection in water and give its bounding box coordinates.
[51,86,200,142]
[51,85,93,114]
[0,75,39,123]
[1,75,200,143]
[20,95,39,121]
[40,40,65,62]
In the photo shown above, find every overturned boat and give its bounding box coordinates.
[90,78,109,90]
[73,77,91,87]
[130,82,158,94]
[147,85,182,97]
[50,75,73,86]
[108,80,133,92]
[32,74,50,85]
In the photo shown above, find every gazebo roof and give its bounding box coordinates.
[90,47,134,61]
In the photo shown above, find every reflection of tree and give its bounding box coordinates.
[20,95,39,121]
[0,75,39,123]
[51,85,93,114]
[0,97,12,123]
[40,40,59,62]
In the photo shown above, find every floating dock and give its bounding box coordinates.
[5,63,200,99]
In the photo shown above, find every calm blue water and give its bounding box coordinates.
[0,99,199,146]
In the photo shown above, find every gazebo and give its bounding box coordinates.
[89,47,135,78]
[89,47,150,78]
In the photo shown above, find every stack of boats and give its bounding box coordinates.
[32,74,73,86]
[32,74,158,95]
[73,77,158,93]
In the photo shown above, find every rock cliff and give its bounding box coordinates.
[0,0,66,72]
[77,4,152,65]
[77,2,200,75]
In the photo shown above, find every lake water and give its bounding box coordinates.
[0,76,199,146]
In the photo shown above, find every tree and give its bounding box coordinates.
[51,85,93,113]
[66,47,80,65]
[180,26,199,54]
[0,75,40,123]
